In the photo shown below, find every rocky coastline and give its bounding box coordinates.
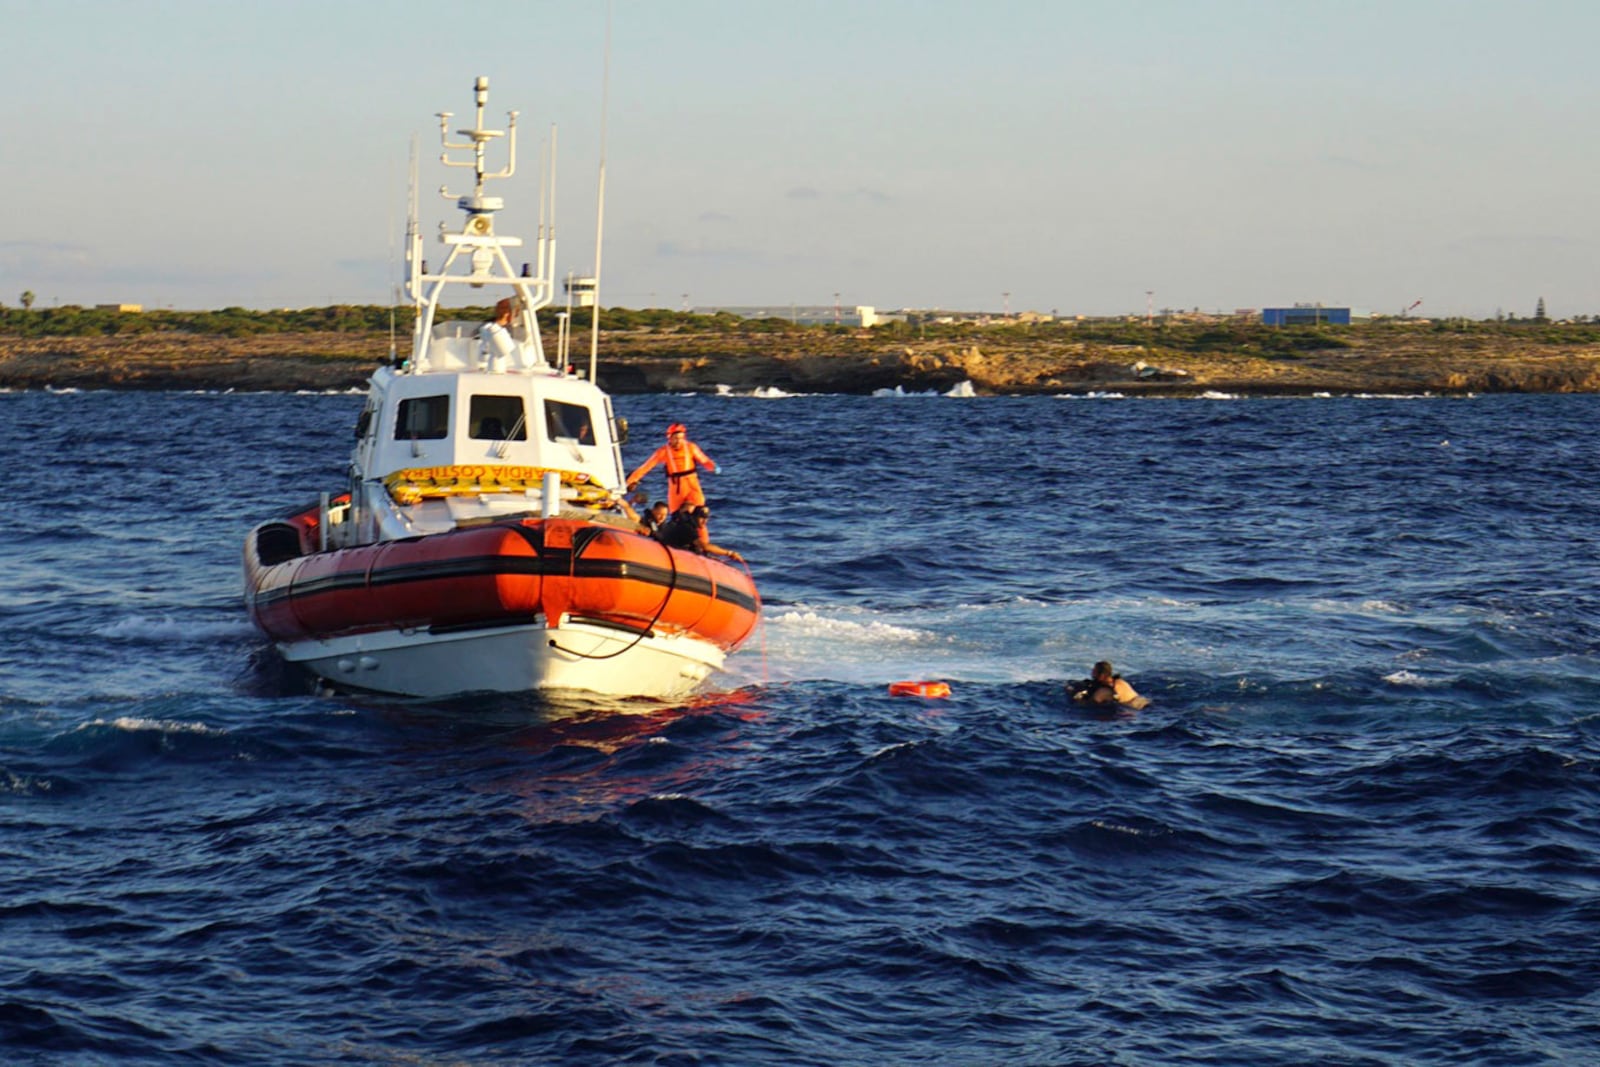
[4,326,1600,396]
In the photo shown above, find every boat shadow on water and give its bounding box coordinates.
[328,678,763,747]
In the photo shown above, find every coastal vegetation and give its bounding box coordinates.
[3,304,1600,395]
[5,302,1597,348]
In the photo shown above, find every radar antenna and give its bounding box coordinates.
[438,75,518,221]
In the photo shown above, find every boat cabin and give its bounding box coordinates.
[323,75,641,549]
[342,358,628,544]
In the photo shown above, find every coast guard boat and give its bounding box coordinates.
[243,78,759,700]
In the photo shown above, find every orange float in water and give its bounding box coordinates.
[888,680,951,698]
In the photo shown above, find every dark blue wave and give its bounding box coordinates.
[1,392,1599,1062]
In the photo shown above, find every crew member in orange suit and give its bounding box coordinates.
[626,423,718,511]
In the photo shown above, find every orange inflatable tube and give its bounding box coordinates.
[888,681,951,698]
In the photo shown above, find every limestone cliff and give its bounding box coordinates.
[4,328,1600,395]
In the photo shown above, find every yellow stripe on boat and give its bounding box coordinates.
[383,464,611,505]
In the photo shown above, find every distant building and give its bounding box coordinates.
[96,303,143,313]
[707,305,895,327]
[1262,305,1350,326]
[563,276,597,308]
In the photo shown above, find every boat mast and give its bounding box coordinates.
[407,77,558,373]
[588,2,613,384]
[540,125,557,324]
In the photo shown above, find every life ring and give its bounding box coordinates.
[888,680,951,698]
[383,464,611,506]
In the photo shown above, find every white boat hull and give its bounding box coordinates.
[276,619,726,701]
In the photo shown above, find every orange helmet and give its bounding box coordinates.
[666,423,686,436]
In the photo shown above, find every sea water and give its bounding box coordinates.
[1,388,1597,1064]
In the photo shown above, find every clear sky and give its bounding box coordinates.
[3,0,1595,318]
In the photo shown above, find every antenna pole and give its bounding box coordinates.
[546,126,558,298]
[588,0,612,384]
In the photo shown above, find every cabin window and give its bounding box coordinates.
[469,395,527,440]
[395,395,450,440]
[544,400,596,445]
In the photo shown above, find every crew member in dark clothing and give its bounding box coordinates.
[638,501,670,537]
[656,505,743,562]
[688,505,743,562]
[654,505,700,550]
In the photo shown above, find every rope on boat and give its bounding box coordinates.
[547,535,681,662]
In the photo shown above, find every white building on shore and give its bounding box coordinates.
[700,304,897,327]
